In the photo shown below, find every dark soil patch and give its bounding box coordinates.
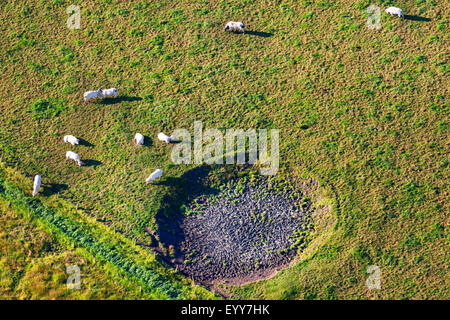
[155,166,313,285]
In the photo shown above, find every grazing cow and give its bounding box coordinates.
[146,169,163,183]
[133,133,145,145]
[157,132,175,144]
[385,7,404,18]
[224,21,245,33]
[83,89,104,103]
[102,88,118,98]
[66,151,82,166]
[64,135,79,146]
[32,175,41,197]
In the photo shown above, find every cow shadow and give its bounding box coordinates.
[143,136,153,147]
[163,138,182,144]
[101,96,142,105]
[78,138,94,147]
[246,30,273,38]
[83,159,102,167]
[42,183,69,196]
[404,15,431,22]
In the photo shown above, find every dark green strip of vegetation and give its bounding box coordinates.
[0,177,182,299]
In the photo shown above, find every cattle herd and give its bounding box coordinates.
[31,12,404,196]
[32,120,178,197]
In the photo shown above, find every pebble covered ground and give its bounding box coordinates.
[173,177,314,284]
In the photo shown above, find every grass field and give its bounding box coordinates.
[0,196,155,300]
[0,0,448,299]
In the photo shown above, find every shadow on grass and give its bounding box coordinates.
[246,30,273,38]
[83,159,102,167]
[78,138,94,147]
[142,136,153,147]
[144,137,181,147]
[42,183,68,196]
[101,96,142,105]
[404,15,431,22]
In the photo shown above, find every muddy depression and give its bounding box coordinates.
[156,170,314,285]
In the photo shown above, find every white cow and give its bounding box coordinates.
[32,175,41,197]
[66,151,82,166]
[224,21,245,33]
[146,169,163,183]
[64,135,79,146]
[83,89,104,103]
[102,88,118,98]
[385,7,404,18]
[133,133,145,145]
[158,132,176,144]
